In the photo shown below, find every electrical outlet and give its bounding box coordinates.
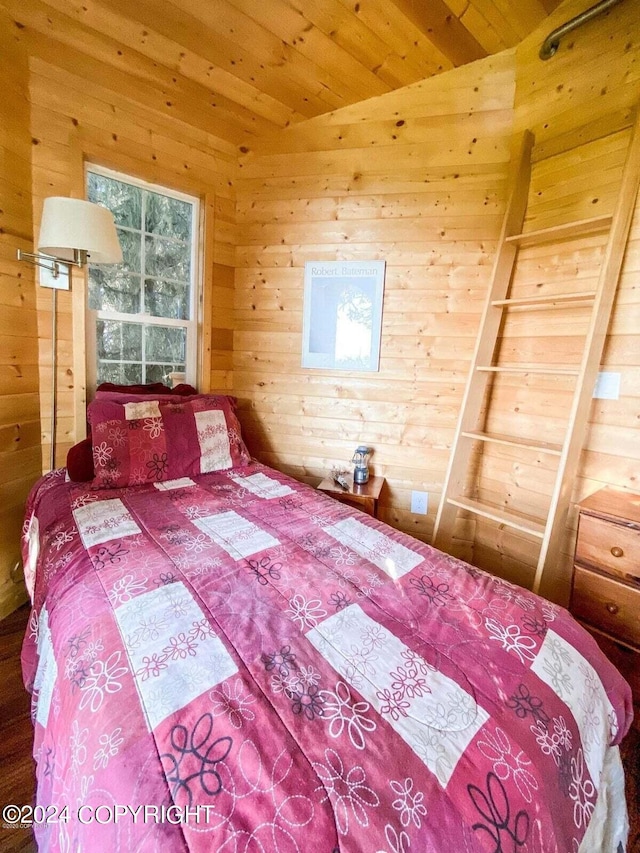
[411,490,428,515]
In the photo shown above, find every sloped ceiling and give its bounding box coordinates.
[2,0,563,143]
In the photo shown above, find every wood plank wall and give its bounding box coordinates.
[2,0,638,615]
[235,0,640,602]
[235,52,517,558]
[25,53,238,470]
[0,10,43,618]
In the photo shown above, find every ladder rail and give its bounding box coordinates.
[432,130,535,551]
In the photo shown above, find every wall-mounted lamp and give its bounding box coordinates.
[17,197,122,470]
[18,196,122,289]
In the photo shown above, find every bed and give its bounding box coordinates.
[20,392,633,852]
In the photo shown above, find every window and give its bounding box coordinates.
[86,166,199,388]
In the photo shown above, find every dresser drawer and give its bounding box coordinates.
[575,513,640,584]
[571,567,640,648]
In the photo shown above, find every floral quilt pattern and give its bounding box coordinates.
[21,463,633,852]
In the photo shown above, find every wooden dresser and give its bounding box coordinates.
[571,488,640,656]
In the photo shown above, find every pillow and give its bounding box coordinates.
[96,381,172,395]
[66,384,201,481]
[67,436,95,482]
[171,383,198,396]
[95,387,199,405]
[95,390,185,405]
[87,394,250,489]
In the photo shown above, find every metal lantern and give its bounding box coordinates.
[352,445,371,485]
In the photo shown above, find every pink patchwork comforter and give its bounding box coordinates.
[21,463,633,852]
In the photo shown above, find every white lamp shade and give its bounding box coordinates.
[37,197,123,264]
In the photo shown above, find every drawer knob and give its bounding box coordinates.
[610,546,624,558]
[605,602,619,615]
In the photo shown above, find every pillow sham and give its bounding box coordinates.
[67,386,202,481]
[87,394,250,489]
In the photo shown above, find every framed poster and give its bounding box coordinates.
[302,260,385,371]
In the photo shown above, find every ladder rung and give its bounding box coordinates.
[447,496,546,538]
[491,291,596,309]
[476,365,580,376]
[460,430,563,456]
[505,214,613,247]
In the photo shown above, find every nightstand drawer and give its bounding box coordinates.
[575,513,640,583]
[571,567,640,648]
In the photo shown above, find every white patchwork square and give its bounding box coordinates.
[24,513,40,601]
[192,510,279,559]
[230,472,294,499]
[73,499,141,549]
[33,607,57,727]
[154,478,197,491]
[195,410,232,473]
[531,629,615,786]
[307,605,488,787]
[124,401,161,420]
[324,517,423,579]
[115,582,237,731]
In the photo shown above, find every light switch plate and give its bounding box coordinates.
[593,371,621,400]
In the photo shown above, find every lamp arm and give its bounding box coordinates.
[17,250,67,279]
[16,248,88,277]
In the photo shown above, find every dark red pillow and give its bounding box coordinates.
[96,382,172,395]
[66,436,95,482]
[171,383,198,396]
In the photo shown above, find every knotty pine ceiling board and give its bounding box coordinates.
[3,0,563,142]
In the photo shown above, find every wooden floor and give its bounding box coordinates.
[0,604,638,853]
[0,604,36,853]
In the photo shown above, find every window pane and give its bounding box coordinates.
[145,235,190,281]
[145,325,186,363]
[96,361,143,386]
[144,278,189,320]
[145,192,191,241]
[97,320,143,361]
[117,228,142,273]
[123,363,144,384]
[96,362,125,385]
[145,363,186,384]
[87,172,142,230]
[89,269,141,314]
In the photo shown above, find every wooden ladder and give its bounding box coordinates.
[432,108,640,595]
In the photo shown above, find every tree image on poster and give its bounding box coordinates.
[302,261,385,371]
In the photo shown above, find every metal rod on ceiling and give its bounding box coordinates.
[539,0,624,60]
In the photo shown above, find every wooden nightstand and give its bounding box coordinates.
[317,475,385,518]
[571,487,640,654]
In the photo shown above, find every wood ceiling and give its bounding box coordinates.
[4,0,564,144]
